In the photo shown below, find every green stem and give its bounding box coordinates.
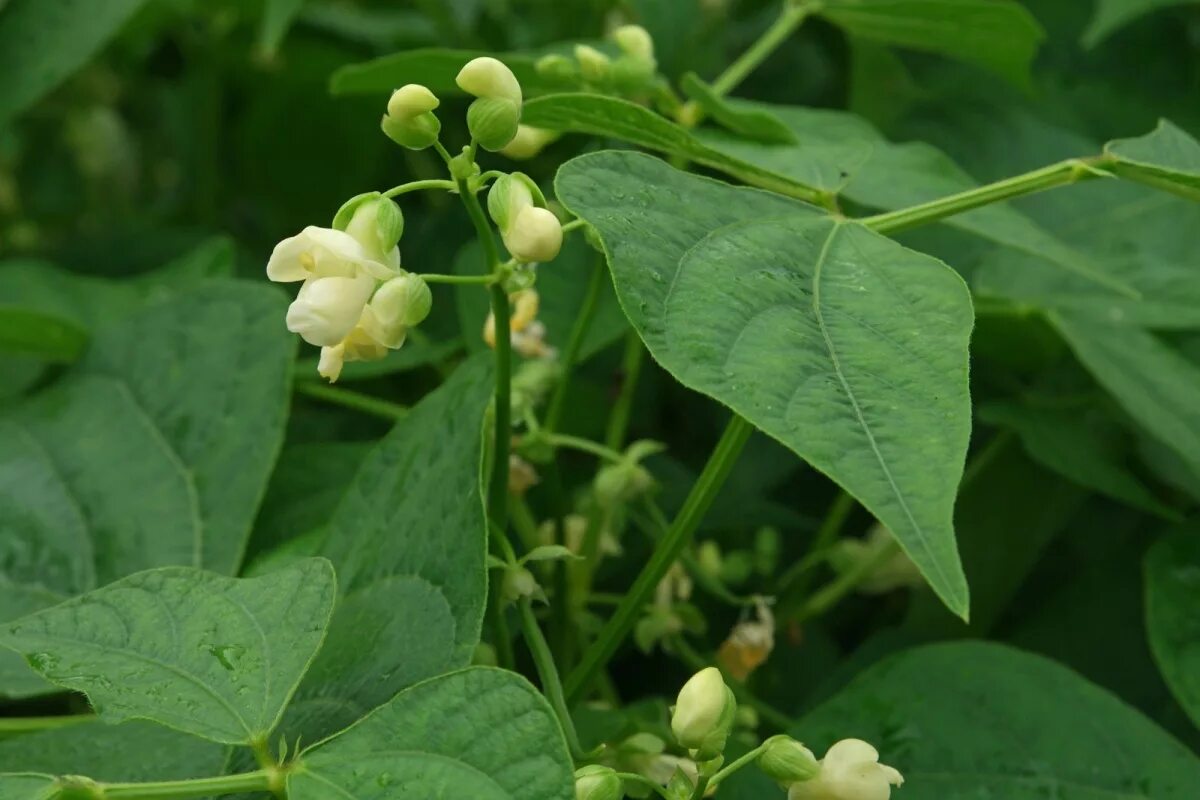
[860,158,1109,235]
[0,714,95,734]
[543,254,606,433]
[294,381,408,421]
[518,598,587,760]
[419,272,497,285]
[638,499,755,607]
[381,178,457,198]
[774,490,854,617]
[565,415,754,703]
[710,4,811,97]
[605,331,645,451]
[545,433,624,463]
[690,774,711,800]
[707,743,770,789]
[560,217,588,235]
[65,770,277,800]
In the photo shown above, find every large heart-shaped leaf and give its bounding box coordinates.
[0,559,336,746]
[793,642,1200,798]
[1106,119,1200,201]
[1145,529,1200,729]
[290,668,574,800]
[277,354,494,742]
[556,151,972,617]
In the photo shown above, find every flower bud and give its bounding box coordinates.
[467,96,521,151]
[503,206,563,263]
[613,25,655,64]
[371,273,431,328]
[456,57,522,104]
[334,193,404,266]
[671,667,736,759]
[535,53,579,83]
[758,736,820,786]
[381,84,441,150]
[501,125,561,160]
[574,44,612,84]
[487,173,536,231]
[574,765,623,800]
[501,565,540,604]
[594,460,653,505]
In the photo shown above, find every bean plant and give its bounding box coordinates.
[1,1,1200,799]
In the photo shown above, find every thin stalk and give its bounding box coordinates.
[544,254,607,433]
[545,433,624,463]
[67,770,277,800]
[605,331,645,451]
[860,158,1109,235]
[294,382,408,421]
[710,5,811,97]
[774,490,854,617]
[518,598,587,760]
[509,495,542,554]
[637,499,755,607]
[381,178,456,198]
[565,415,754,702]
[614,773,672,799]
[560,217,588,235]
[794,539,899,622]
[0,714,95,734]
[419,272,497,285]
[690,775,710,800]
[707,743,770,789]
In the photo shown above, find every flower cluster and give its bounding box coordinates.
[266,194,430,382]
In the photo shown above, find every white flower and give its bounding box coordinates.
[285,272,377,347]
[788,740,904,800]
[314,273,428,382]
[266,226,394,283]
[671,667,733,753]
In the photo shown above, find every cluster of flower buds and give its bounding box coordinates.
[484,288,556,359]
[671,666,737,762]
[267,193,431,382]
[487,172,564,263]
[762,737,904,800]
[535,25,658,96]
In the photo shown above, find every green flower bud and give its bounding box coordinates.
[57,775,103,800]
[758,736,820,785]
[671,667,736,760]
[574,765,623,800]
[536,53,580,84]
[467,96,521,151]
[371,273,431,328]
[613,25,655,64]
[501,565,540,603]
[334,193,405,265]
[574,44,612,83]
[504,206,563,263]
[456,56,522,104]
[487,173,536,231]
[381,84,441,150]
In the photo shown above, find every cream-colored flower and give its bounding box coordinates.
[267,226,395,283]
[504,206,563,263]
[671,667,731,751]
[285,272,378,347]
[788,740,903,800]
[483,289,557,359]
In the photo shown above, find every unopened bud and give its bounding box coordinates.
[381,84,441,150]
[613,25,655,64]
[574,765,623,800]
[671,667,736,760]
[574,45,612,83]
[487,173,536,231]
[501,125,561,160]
[334,193,404,265]
[467,97,521,152]
[371,273,431,328]
[456,57,522,104]
[758,736,820,785]
[501,565,540,603]
[503,206,563,263]
[536,53,579,83]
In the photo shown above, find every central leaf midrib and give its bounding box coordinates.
[809,221,953,591]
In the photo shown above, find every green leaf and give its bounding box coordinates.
[1052,317,1200,480]
[290,668,574,800]
[280,355,494,741]
[1082,0,1199,47]
[0,559,336,746]
[679,73,797,144]
[556,151,972,617]
[1105,119,1200,202]
[0,721,226,783]
[0,0,151,127]
[0,775,56,800]
[0,308,87,362]
[1146,529,1200,729]
[796,642,1200,798]
[80,282,295,575]
[816,0,1045,87]
[979,401,1177,518]
[330,48,549,96]
[520,94,825,202]
[259,0,307,55]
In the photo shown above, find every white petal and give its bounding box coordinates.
[823,740,880,770]
[286,274,375,347]
[266,233,315,282]
[318,344,345,382]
